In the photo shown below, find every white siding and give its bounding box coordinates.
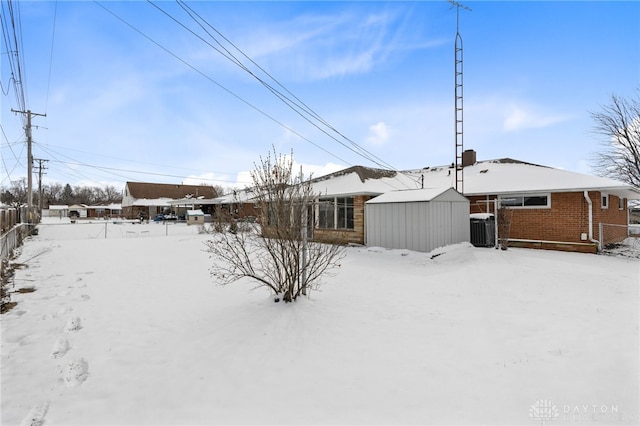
[365,198,470,253]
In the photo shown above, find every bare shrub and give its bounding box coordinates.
[205,149,345,302]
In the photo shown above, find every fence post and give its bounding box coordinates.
[598,222,603,251]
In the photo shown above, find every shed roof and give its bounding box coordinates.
[366,187,467,204]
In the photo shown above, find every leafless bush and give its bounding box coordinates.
[205,149,345,302]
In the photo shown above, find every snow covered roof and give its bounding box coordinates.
[413,159,640,199]
[310,166,420,197]
[365,187,467,204]
[168,198,218,206]
[86,203,122,210]
[211,189,257,204]
[186,209,204,216]
[125,182,218,200]
[131,198,172,207]
[311,159,640,200]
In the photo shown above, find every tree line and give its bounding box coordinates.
[0,178,122,208]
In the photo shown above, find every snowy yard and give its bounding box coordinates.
[1,218,638,425]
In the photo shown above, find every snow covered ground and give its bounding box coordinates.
[2,218,638,425]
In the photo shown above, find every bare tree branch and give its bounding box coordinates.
[205,148,345,303]
[590,91,640,187]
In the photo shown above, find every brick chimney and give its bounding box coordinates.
[462,149,476,167]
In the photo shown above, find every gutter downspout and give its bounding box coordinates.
[583,190,601,250]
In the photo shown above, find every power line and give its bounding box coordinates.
[33,141,241,178]
[45,0,58,113]
[169,0,400,172]
[47,159,253,185]
[93,0,350,168]
[34,140,248,186]
[97,1,412,191]
[1,0,28,120]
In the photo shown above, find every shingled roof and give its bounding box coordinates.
[125,182,218,200]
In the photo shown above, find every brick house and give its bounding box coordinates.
[308,166,419,245]
[455,158,639,253]
[306,155,639,253]
[122,182,219,220]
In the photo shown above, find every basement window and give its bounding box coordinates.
[499,193,550,209]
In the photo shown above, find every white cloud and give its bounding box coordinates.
[236,5,439,81]
[502,104,570,132]
[366,121,390,146]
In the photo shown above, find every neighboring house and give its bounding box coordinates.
[122,182,218,219]
[44,204,122,219]
[208,189,258,221]
[44,205,69,218]
[68,204,88,218]
[86,203,122,218]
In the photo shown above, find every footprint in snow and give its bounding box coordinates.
[64,316,82,332]
[20,400,49,426]
[64,358,89,388]
[55,306,73,318]
[50,337,70,358]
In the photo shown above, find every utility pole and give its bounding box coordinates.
[34,158,49,215]
[11,109,46,221]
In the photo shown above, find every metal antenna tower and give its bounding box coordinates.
[450,0,471,193]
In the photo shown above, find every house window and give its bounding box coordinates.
[318,198,335,228]
[499,193,550,208]
[601,194,609,209]
[619,197,625,210]
[317,197,354,229]
[337,197,354,229]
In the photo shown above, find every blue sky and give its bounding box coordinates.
[2,1,639,191]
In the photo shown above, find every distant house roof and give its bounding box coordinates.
[86,203,122,210]
[211,189,257,204]
[125,182,218,200]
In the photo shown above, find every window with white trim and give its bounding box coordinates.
[601,194,609,209]
[499,193,550,209]
[619,197,625,210]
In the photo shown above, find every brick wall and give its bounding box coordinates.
[468,191,628,253]
[313,195,369,245]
